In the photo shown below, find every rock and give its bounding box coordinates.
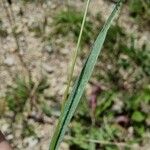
[4,56,16,66]
[42,63,53,73]
[43,45,52,54]
[24,137,38,148]
[146,116,150,126]
[60,142,69,150]
[112,99,124,112]
[128,126,134,136]
[7,134,13,141]
[1,124,10,133]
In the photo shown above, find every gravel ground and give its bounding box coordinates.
[0,0,149,149]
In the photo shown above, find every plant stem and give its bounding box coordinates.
[65,136,139,149]
[62,0,91,105]
[49,1,123,149]
[2,0,31,84]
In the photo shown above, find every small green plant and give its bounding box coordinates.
[126,42,150,76]
[28,23,43,38]
[129,0,150,28]
[6,76,49,114]
[5,76,49,142]
[69,85,150,149]
[6,77,30,114]
[95,23,150,91]
[105,24,125,49]
[22,120,37,138]
[69,120,133,150]
[53,8,94,45]
[126,86,150,124]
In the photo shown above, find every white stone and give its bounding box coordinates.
[42,63,53,73]
[4,57,16,66]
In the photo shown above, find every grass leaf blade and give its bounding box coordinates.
[49,1,123,149]
[62,0,91,106]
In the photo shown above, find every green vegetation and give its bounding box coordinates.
[0,0,149,149]
[129,0,150,28]
[53,9,94,45]
[4,76,49,140]
[67,16,150,150]
[50,1,123,149]
[69,86,150,149]
[6,77,49,114]
[6,77,30,113]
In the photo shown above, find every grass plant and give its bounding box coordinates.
[49,1,124,149]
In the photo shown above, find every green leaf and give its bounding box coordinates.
[132,111,145,122]
[49,1,123,149]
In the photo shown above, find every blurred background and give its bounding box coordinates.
[0,0,149,149]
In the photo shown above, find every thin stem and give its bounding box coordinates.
[62,0,91,105]
[66,0,70,11]
[87,139,138,148]
[65,136,139,149]
[2,0,31,84]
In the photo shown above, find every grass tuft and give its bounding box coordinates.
[53,8,94,45]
